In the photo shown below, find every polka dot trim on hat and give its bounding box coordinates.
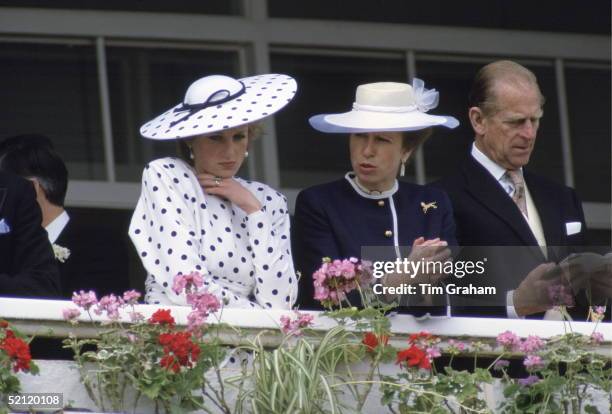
[140,74,297,140]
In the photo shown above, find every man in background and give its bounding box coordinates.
[0,134,130,298]
[0,170,60,297]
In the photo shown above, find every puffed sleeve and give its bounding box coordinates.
[129,159,260,308]
[244,189,297,309]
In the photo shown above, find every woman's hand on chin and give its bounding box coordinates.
[197,173,262,215]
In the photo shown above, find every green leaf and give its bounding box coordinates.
[503,383,520,398]
[584,405,601,414]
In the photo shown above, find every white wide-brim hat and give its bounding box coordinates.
[140,74,297,140]
[309,79,459,133]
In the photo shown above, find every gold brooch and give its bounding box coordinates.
[421,201,437,214]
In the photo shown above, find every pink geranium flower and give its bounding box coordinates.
[496,330,521,351]
[311,257,373,308]
[591,332,604,344]
[523,354,545,370]
[94,294,124,320]
[280,311,315,336]
[123,290,141,305]
[62,308,81,321]
[173,271,204,295]
[519,335,545,353]
[72,290,98,311]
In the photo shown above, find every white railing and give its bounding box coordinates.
[2,297,610,352]
[2,297,611,413]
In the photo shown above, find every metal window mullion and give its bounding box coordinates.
[252,40,281,188]
[95,37,116,182]
[236,47,257,181]
[554,58,574,187]
[247,0,280,186]
[246,0,267,20]
[406,51,426,185]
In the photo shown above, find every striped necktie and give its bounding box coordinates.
[506,169,528,218]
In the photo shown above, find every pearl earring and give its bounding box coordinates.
[400,160,406,177]
[189,147,194,160]
[244,151,249,158]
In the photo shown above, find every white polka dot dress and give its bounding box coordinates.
[129,157,297,309]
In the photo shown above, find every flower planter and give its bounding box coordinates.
[16,359,610,413]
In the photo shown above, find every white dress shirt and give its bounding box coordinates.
[471,143,550,318]
[45,210,70,243]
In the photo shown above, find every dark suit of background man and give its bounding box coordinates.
[0,171,60,297]
[434,60,608,319]
[0,134,129,299]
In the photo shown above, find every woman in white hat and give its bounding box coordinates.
[129,74,298,309]
[294,79,459,310]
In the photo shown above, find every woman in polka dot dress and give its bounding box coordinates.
[130,74,298,309]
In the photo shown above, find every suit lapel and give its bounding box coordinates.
[463,158,540,247]
[0,188,6,212]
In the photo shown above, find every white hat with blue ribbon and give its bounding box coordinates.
[140,74,297,140]
[309,79,459,133]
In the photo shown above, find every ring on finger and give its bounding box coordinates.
[214,177,221,187]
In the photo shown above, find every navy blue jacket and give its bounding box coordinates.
[0,171,60,298]
[293,175,456,309]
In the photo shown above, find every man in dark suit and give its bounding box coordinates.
[434,60,603,318]
[0,134,130,299]
[0,171,60,297]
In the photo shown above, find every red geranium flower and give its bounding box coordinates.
[158,331,200,373]
[149,309,175,326]
[160,355,180,373]
[396,344,431,370]
[362,332,389,352]
[408,331,433,344]
[0,336,32,372]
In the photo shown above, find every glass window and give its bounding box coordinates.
[525,64,564,184]
[416,58,564,184]
[414,59,480,182]
[105,45,240,181]
[0,40,105,180]
[270,51,406,188]
[565,64,611,203]
[0,0,242,15]
[268,0,610,35]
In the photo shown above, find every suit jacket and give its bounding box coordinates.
[433,156,589,317]
[293,175,457,310]
[0,171,60,298]
[55,210,130,299]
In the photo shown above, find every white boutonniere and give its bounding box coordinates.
[420,201,438,214]
[53,243,71,263]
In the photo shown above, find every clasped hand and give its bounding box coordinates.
[382,237,452,302]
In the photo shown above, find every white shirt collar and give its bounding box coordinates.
[344,172,399,200]
[471,142,508,181]
[46,210,70,243]
[471,142,523,182]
